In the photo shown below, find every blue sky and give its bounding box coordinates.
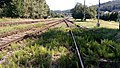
[46,0,112,10]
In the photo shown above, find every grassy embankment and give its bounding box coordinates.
[0,19,120,68]
[74,19,119,29]
[0,21,120,67]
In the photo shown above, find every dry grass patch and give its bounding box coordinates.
[75,19,119,29]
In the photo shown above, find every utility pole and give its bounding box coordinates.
[83,0,86,21]
[96,0,100,27]
[119,19,120,30]
[118,12,120,30]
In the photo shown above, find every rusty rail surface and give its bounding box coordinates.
[0,19,65,50]
[0,20,60,38]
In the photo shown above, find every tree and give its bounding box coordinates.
[110,12,118,21]
[71,3,84,20]
[86,7,96,19]
[0,0,11,8]
[100,0,120,12]
[71,3,96,21]
[0,0,50,18]
[100,11,118,21]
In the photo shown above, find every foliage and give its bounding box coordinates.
[0,27,120,68]
[57,54,79,68]
[100,0,120,12]
[1,28,69,68]
[0,0,50,18]
[0,53,3,60]
[50,11,65,18]
[71,3,96,20]
[72,28,120,67]
[100,11,119,21]
[51,10,71,18]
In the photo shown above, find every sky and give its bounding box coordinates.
[46,0,113,10]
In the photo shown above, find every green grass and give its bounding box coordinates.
[0,18,59,23]
[1,28,69,68]
[74,19,119,29]
[0,19,120,67]
[0,22,43,35]
[0,26,120,68]
[0,18,26,22]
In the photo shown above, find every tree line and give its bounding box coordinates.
[71,3,96,21]
[0,0,50,18]
[71,2,120,22]
[100,0,120,12]
[100,11,119,21]
[50,10,71,18]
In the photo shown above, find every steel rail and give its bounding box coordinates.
[0,20,61,38]
[0,19,64,50]
[64,19,85,68]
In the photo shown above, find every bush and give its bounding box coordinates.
[100,12,118,21]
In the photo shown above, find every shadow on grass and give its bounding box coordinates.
[36,28,72,49]
[72,27,120,68]
[31,27,120,68]
[73,27,119,43]
[35,27,120,48]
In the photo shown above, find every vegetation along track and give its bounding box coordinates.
[64,19,85,68]
[0,19,53,27]
[0,19,65,50]
[65,19,120,67]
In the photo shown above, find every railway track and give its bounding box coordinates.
[0,19,61,38]
[66,19,88,30]
[0,19,53,27]
[64,19,85,68]
[0,18,118,67]
[0,19,65,50]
